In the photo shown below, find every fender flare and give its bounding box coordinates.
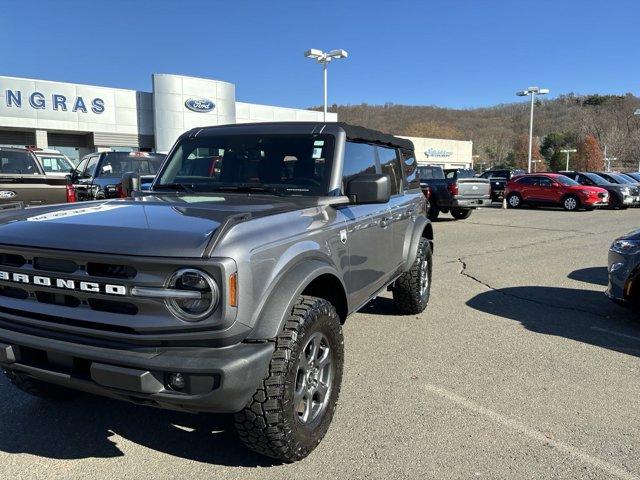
[404,216,432,271]
[247,259,346,340]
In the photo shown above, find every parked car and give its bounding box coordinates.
[418,165,490,220]
[72,151,166,201]
[622,172,640,182]
[505,173,609,211]
[607,229,640,309]
[0,122,432,462]
[559,171,633,209]
[479,168,526,202]
[29,148,75,178]
[0,147,76,205]
[591,172,640,206]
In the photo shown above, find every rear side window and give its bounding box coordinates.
[401,149,419,190]
[377,146,401,195]
[0,150,39,174]
[516,176,537,185]
[342,142,377,185]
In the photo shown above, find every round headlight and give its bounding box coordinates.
[166,268,219,321]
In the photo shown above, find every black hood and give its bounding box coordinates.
[0,194,304,257]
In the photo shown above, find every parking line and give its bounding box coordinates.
[423,384,640,480]
[591,326,640,342]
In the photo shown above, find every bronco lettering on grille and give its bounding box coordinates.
[0,270,126,296]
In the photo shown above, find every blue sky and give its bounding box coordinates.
[2,0,638,109]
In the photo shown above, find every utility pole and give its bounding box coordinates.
[560,148,576,171]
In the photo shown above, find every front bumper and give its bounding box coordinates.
[605,250,638,306]
[0,325,273,413]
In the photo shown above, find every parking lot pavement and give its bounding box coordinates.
[1,206,640,479]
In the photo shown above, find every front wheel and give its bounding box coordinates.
[562,195,580,211]
[392,238,432,314]
[451,208,472,220]
[235,296,344,462]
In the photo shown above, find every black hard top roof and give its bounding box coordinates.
[189,122,414,151]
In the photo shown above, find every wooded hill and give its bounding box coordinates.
[317,94,640,171]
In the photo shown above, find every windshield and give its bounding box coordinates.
[417,166,444,180]
[556,175,579,186]
[97,153,166,178]
[36,154,73,173]
[610,173,635,184]
[583,173,608,185]
[155,134,335,196]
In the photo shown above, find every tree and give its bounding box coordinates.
[540,131,580,171]
[574,135,604,171]
[402,121,466,140]
[513,134,545,171]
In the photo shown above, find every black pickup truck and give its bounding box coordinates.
[418,165,490,220]
[0,147,74,206]
[72,151,166,201]
[479,168,526,202]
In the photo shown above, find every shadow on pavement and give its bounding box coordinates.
[568,266,609,287]
[0,380,277,467]
[466,285,640,357]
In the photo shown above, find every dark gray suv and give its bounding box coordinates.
[0,122,433,462]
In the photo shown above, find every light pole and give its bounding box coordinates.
[517,86,549,173]
[304,49,349,121]
[560,148,577,171]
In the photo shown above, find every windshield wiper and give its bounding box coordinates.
[153,182,196,193]
[209,184,286,196]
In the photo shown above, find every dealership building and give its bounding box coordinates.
[0,73,472,168]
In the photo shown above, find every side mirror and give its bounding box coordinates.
[120,171,140,198]
[346,173,390,204]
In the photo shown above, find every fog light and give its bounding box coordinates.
[168,372,186,391]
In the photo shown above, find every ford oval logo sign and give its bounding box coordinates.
[184,98,215,113]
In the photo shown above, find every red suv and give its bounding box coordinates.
[505,173,609,211]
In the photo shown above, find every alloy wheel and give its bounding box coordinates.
[294,332,333,425]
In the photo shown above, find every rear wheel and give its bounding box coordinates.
[235,296,343,462]
[562,195,580,211]
[392,238,432,314]
[451,208,472,220]
[427,203,439,221]
[507,193,522,208]
[4,370,79,401]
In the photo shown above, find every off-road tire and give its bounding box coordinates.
[562,195,580,211]
[4,370,79,401]
[507,193,522,208]
[392,238,432,314]
[427,203,439,221]
[235,296,344,462]
[451,208,472,220]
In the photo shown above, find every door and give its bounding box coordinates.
[518,176,540,201]
[377,145,411,272]
[0,150,65,206]
[338,141,393,309]
[75,154,100,200]
[538,176,563,203]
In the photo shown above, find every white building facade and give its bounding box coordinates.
[0,73,473,168]
[0,73,336,162]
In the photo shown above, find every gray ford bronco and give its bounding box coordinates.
[0,122,433,461]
